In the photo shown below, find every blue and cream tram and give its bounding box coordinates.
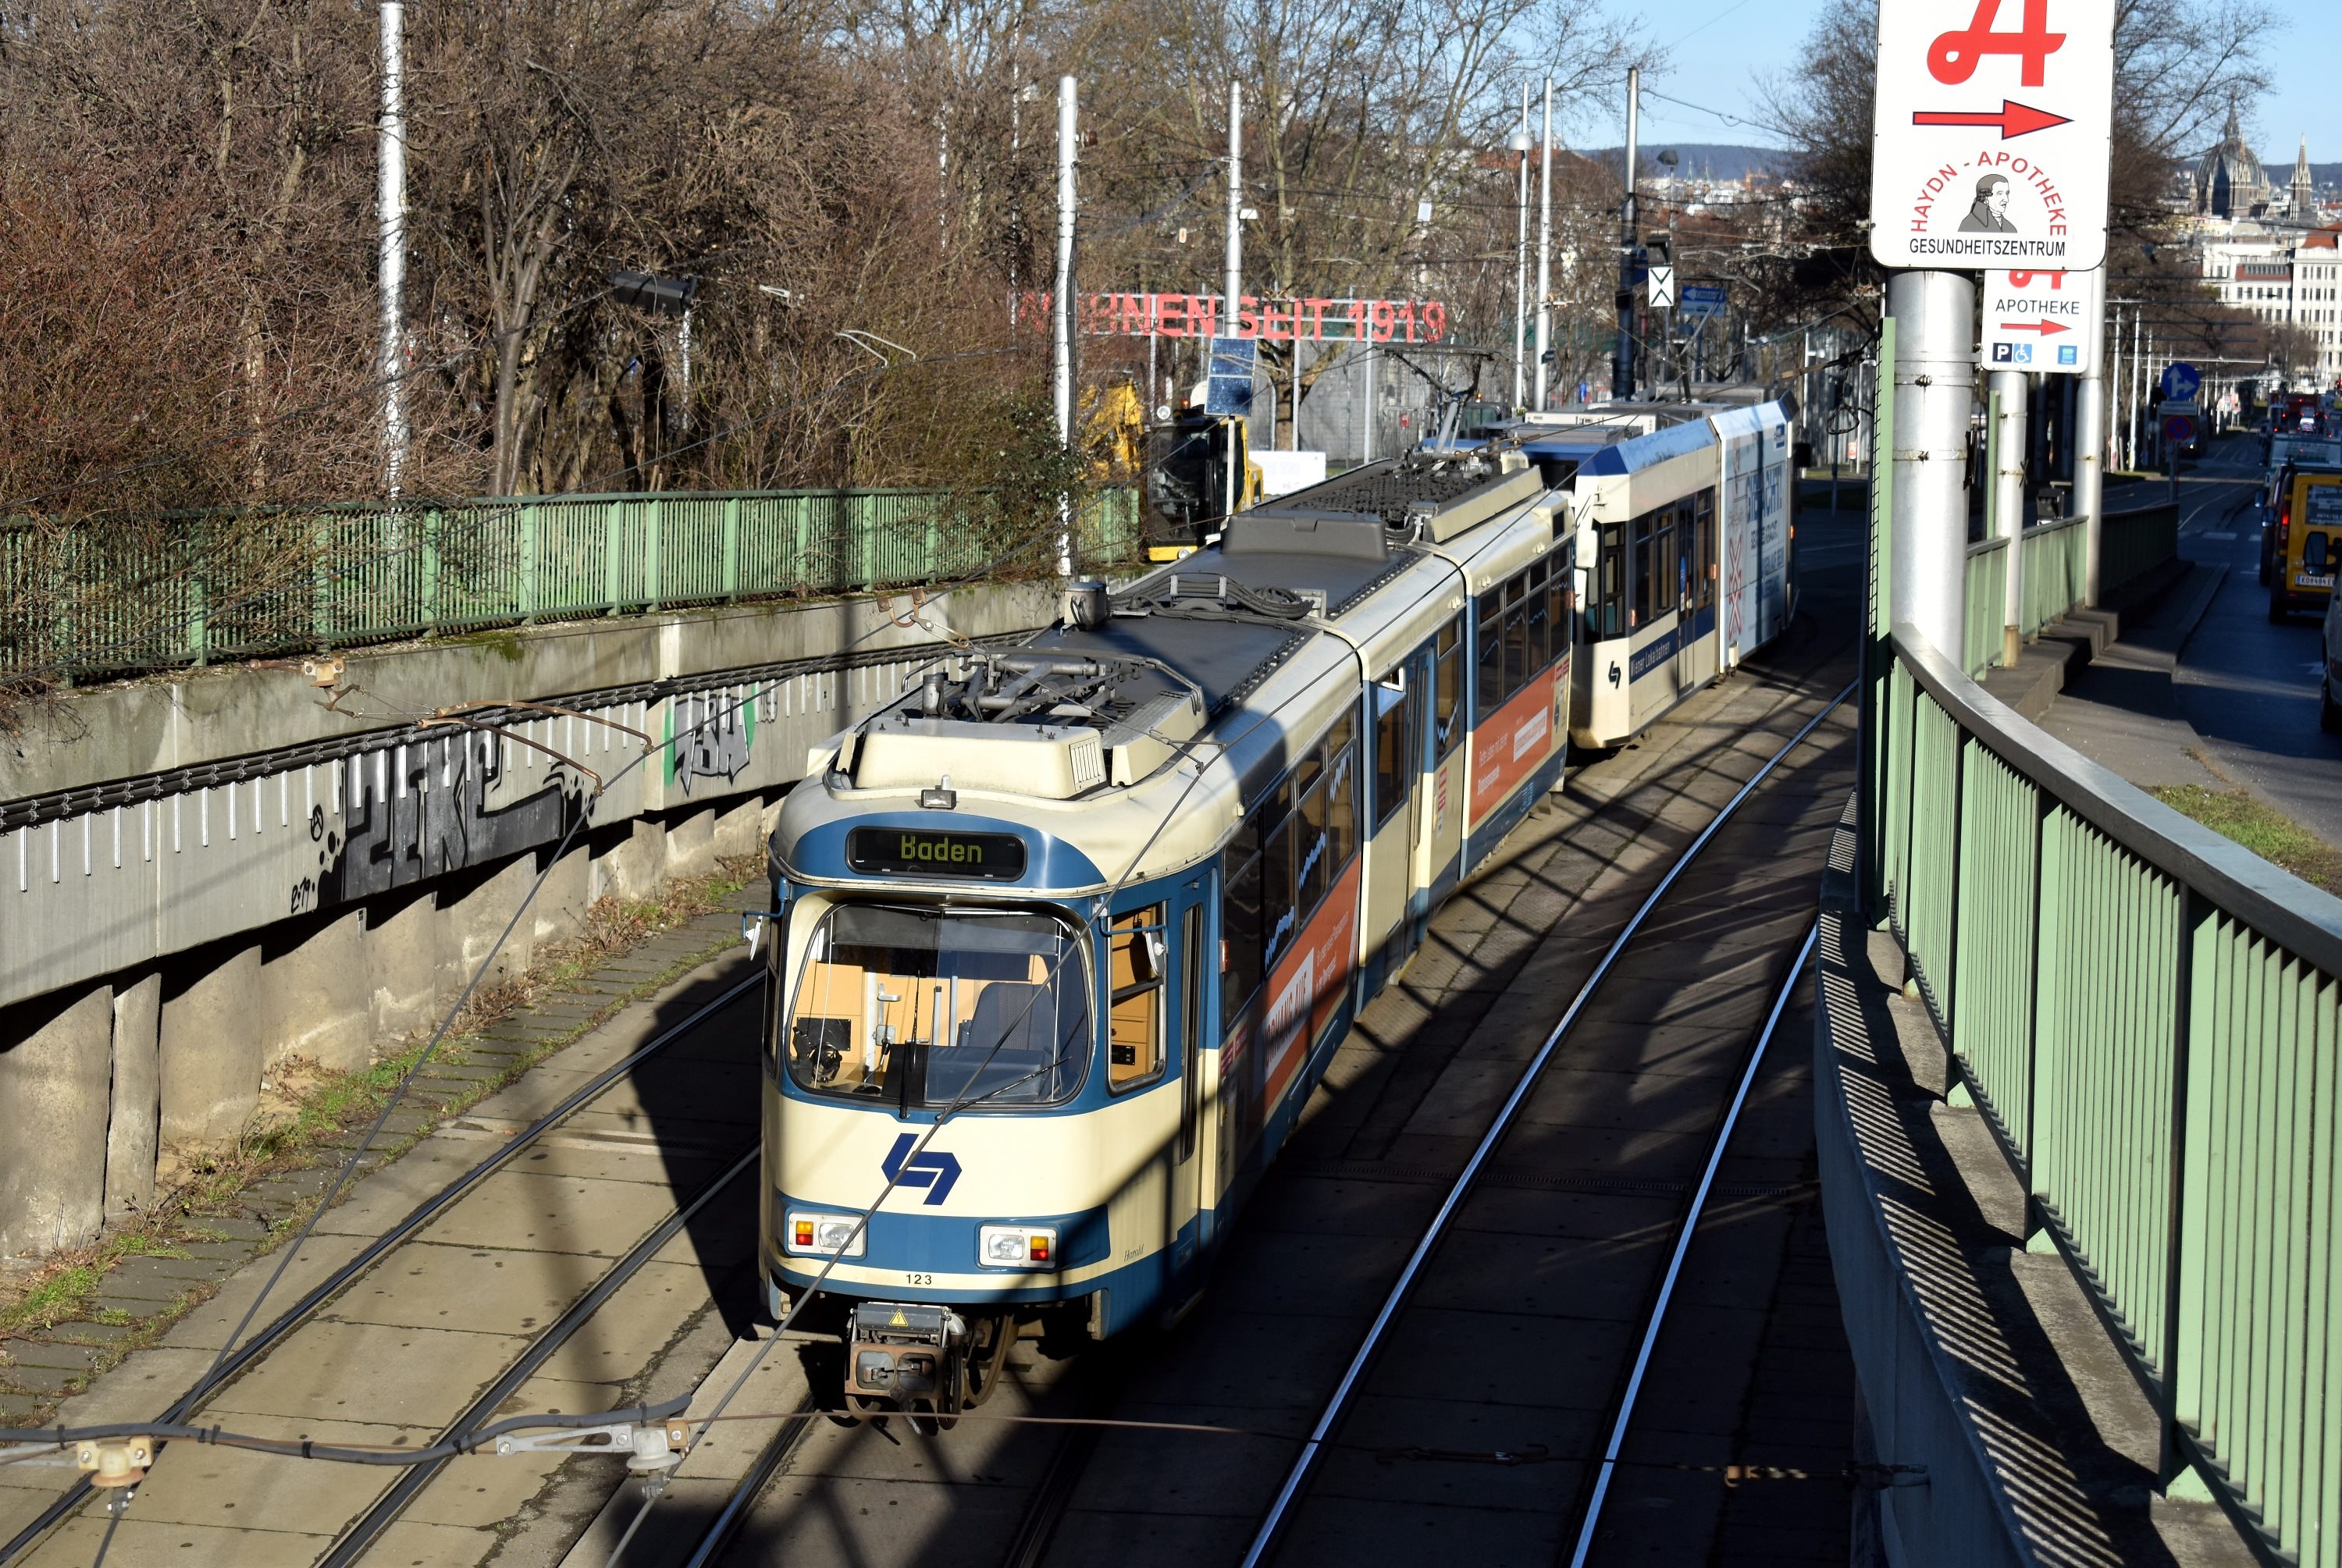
[758,400,1797,1420]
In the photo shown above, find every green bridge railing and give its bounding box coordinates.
[1958,508,2176,681]
[2,485,1141,684]
[1866,317,2342,1561]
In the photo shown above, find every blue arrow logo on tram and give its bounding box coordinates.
[881,1133,962,1205]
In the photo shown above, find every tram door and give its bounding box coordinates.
[1361,660,1422,988]
[1415,623,1466,913]
[1169,895,1208,1296]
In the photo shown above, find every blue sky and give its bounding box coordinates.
[1616,0,2342,169]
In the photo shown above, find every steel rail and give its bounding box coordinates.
[0,967,764,1567]
[1237,678,1856,1568]
[322,1146,760,1566]
[1565,918,1819,1566]
[674,1397,823,1568]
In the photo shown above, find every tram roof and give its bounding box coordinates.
[1028,612,1308,716]
[1580,417,1717,476]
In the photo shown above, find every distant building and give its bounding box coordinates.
[2192,109,2323,224]
[2198,222,2342,378]
[2197,107,2276,219]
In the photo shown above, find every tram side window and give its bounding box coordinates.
[1107,906,1167,1091]
[1372,678,1410,828]
[1503,572,1530,699]
[1550,542,1574,654]
[1260,780,1298,969]
[1632,506,1678,628]
[1325,712,1357,875]
[1435,617,1465,757]
[1475,588,1506,725]
[1473,556,1570,723]
[1691,489,1717,610]
[1595,524,1625,639]
[1232,720,1361,1001]
[1220,819,1262,1033]
[1525,559,1552,670]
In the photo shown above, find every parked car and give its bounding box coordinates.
[2323,573,2342,732]
[2273,464,2342,621]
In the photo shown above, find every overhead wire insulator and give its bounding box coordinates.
[77,1437,153,1489]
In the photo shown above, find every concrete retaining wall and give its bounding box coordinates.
[0,583,1055,1261]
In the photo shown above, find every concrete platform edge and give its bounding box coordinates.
[1814,813,2026,1568]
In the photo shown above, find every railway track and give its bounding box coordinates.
[1239,687,1846,1566]
[608,514,1869,1568]
[0,957,767,1567]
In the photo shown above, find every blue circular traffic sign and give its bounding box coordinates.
[2161,362,2201,402]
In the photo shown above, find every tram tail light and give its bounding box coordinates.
[785,1211,866,1257]
[979,1224,1058,1269]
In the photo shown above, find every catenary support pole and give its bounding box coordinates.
[1225,81,1243,518]
[1613,67,1638,401]
[1514,84,1531,411]
[2075,268,2108,605]
[1991,368,2027,666]
[377,0,409,495]
[1534,78,1554,412]
[1888,270,1974,667]
[1052,75,1077,578]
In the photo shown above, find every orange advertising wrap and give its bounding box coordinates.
[1262,859,1362,1107]
[1220,858,1363,1111]
[1468,663,1569,824]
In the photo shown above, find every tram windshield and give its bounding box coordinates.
[784,902,1091,1109]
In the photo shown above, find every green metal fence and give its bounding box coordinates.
[1865,318,2342,1562]
[2020,514,2088,634]
[1962,537,2007,678]
[1,485,1141,684]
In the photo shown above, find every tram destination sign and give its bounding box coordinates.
[847,827,1027,881]
[1870,0,2116,271]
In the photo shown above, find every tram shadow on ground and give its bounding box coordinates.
[617,955,770,1342]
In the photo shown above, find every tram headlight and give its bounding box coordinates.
[785,1211,866,1257]
[977,1225,1057,1270]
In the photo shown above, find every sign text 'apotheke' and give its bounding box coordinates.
[1020,292,1450,344]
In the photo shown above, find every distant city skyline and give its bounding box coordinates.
[1626,0,2341,171]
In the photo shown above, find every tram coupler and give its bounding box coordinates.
[846,1301,966,1406]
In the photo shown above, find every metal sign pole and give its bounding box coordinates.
[1534,77,1554,413]
[377,0,409,496]
[1052,76,1078,578]
[1991,368,2027,664]
[2075,268,2108,604]
[1613,67,1637,401]
[1888,271,1974,665]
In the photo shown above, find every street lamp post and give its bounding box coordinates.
[1510,96,1533,411]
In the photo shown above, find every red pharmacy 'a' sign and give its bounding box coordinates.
[1870,0,2115,272]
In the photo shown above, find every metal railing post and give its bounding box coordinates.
[646,496,664,612]
[2159,891,2202,1494]
[722,496,741,603]
[521,505,539,624]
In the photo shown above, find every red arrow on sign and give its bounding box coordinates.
[1911,100,2073,139]
[1998,321,2070,336]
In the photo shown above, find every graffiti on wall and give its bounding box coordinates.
[308,733,589,909]
[668,692,756,795]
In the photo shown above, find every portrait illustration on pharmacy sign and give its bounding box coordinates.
[1959,174,2020,232]
[1869,0,2116,271]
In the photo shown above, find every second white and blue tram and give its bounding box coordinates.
[758,399,1797,1418]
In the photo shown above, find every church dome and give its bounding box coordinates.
[2198,106,2272,217]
